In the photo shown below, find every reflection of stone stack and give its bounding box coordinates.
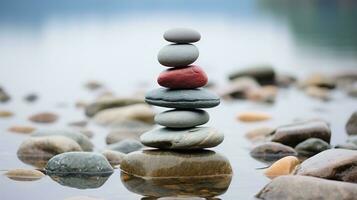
[141,28,223,150]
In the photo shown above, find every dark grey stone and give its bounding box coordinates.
[295,138,331,157]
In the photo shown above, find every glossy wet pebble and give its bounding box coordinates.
[164,28,201,43]
[157,44,199,67]
[17,136,82,168]
[346,111,357,135]
[93,104,155,126]
[250,142,298,162]
[271,120,331,147]
[155,109,209,128]
[264,156,300,179]
[106,139,144,153]
[46,152,113,175]
[145,88,220,109]
[294,149,357,183]
[256,175,357,200]
[32,129,93,151]
[5,169,45,181]
[141,127,224,149]
[158,65,208,89]
[295,138,331,157]
[120,150,232,198]
[29,112,58,123]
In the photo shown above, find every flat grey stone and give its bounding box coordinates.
[295,138,331,157]
[140,127,224,150]
[155,109,209,128]
[157,44,199,67]
[46,152,113,176]
[145,88,220,109]
[164,28,201,43]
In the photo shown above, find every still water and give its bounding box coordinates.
[0,0,356,199]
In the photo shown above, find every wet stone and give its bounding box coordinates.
[49,174,111,189]
[106,139,144,153]
[46,152,113,176]
[17,136,82,168]
[145,88,220,109]
[120,150,232,198]
[346,111,357,135]
[8,126,36,134]
[228,65,276,85]
[32,129,94,151]
[102,149,126,166]
[93,104,155,126]
[140,127,224,150]
[0,110,13,118]
[264,156,300,179]
[256,175,357,200]
[294,149,357,183]
[5,169,45,181]
[271,120,331,147]
[237,112,271,122]
[24,93,38,102]
[295,138,331,157]
[155,109,209,128]
[29,112,58,123]
[250,142,298,162]
[85,97,145,117]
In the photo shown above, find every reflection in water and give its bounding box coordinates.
[120,150,233,199]
[48,174,111,189]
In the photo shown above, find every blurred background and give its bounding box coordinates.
[0,0,357,199]
[1,0,357,98]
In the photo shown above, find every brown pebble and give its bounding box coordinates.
[264,156,300,179]
[5,169,45,181]
[0,110,13,118]
[8,126,36,134]
[29,112,58,123]
[245,127,276,142]
[237,112,271,122]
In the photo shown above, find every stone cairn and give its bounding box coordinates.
[140,28,224,150]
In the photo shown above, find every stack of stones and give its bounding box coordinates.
[140,28,224,149]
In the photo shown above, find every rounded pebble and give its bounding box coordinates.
[164,28,201,43]
[157,44,199,67]
[155,109,209,128]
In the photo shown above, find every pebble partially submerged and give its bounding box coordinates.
[250,142,298,162]
[5,169,45,181]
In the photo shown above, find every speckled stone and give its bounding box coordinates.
[120,150,232,198]
[295,138,331,157]
[49,174,110,189]
[32,129,93,151]
[106,139,144,153]
[155,109,209,128]
[145,88,220,109]
[17,136,82,168]
[250,142,298,162]
[157,44,199,67]
[164,28,201,43]
[294,149,357,183]
[46,152,113,176]
[256,175,357,200]
[140,127,224,150]
[271,120,331,147]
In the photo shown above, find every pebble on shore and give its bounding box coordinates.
[264,156,300,179]
[5,169,45,181]
[29,112,58,123]
[237,112,271,122]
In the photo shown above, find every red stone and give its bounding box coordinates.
[158,65,208,89]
